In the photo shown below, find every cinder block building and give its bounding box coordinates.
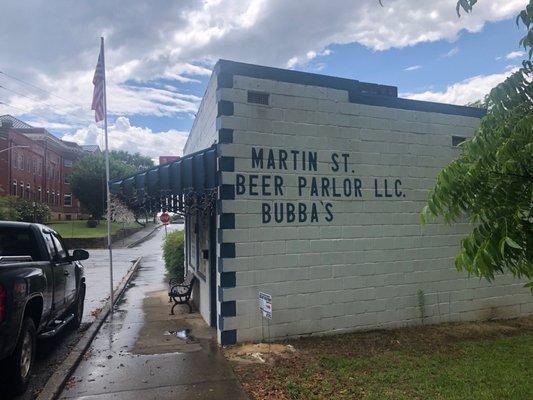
[111,60,532,346]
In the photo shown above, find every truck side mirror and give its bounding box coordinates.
[71,249,89,261]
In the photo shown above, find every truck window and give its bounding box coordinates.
[0,227,43,261]
[50,234,68,260]
[43,234,57,260]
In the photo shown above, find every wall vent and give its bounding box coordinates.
[247,91,269,105]
[452,136,466,147]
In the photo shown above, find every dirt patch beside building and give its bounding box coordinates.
[227,317,533,400]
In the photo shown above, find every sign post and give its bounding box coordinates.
[259,292,272,350]
[160,212,170,236]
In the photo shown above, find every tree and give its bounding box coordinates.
[111,150,154,170]
[418,1,533,286]
[68,153,137,220]
[0,196,19,221]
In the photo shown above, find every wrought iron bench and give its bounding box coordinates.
[168,274,197,315]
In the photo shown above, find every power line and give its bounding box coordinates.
[0,100,29,114]
[0,98,94,126]
[0,84,62,112]
[0,70,86,109]
[0,84,94,125]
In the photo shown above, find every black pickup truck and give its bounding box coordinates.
[0,221,88,394]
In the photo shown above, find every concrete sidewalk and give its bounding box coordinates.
[60,227,247,400]
[113,222,159,248]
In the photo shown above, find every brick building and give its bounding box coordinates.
[159,155,180,165]
[0,115,97,220]
[110,60,532,345]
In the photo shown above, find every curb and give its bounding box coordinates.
[37,257,143,400]
[126,224,162,248]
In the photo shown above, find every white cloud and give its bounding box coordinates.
[0,0,526,157]
[0,0,524,82]
[404,65,422,71]
[403,68,516,105]
[441,47,459,58]
[61,117,189,159]
[505,50,526,60]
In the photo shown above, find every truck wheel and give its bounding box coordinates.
[7,317,36,394]
[72,285,85,329]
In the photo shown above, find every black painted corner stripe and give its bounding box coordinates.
[221,271,236,288]
[219,184,235,200]
[217,100,234,117]
[220,243,236,258]
[217,72,233,89]
[221,300,236,317]
[220,213,235,229]
[219,157,235,172]
[218,129,233,144]
[218,285,224,301]
[221,329,237,346]
[218,315,224,331]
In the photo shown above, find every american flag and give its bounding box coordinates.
[91,40,105,122]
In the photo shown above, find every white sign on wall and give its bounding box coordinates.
[259,292,272,319]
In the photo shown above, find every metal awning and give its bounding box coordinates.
[109,145,217,214]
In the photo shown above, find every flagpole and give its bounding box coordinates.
[101,36,114,315]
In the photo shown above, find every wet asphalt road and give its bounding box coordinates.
[4,224,181,400]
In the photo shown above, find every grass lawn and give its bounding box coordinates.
[229,318,533,400]
[48,220,140,238]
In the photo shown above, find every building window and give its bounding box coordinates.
[17,153,24,170]
[20,182,24,198]
[26,184,31,200]
[38,187,42,202]
[46,190,50,204]
[64,194,72,206]
[63,159,73,167]
[64,174,70,184]
[11,180,17,196]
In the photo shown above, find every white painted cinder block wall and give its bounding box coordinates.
[216,75,532,343]
[184,72,218,325]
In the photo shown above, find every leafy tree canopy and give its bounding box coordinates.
[69,152,137,219]
[111,150,154,170]
[418,1,533,286]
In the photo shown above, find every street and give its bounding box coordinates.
[7,224,179,400]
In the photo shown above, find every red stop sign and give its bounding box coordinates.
[160,212,170,224]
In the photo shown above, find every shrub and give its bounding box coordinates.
[14,200,51,223]
[86,219,99,228]
[162,229,185,280]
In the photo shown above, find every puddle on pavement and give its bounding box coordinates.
[164,329,196,342]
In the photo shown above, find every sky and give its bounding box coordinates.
[0,0,528,161]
